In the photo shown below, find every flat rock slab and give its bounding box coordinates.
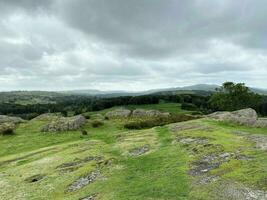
[129,145,150,156]
[215,182,267,200]
[67,170,100,192]
[169,123,211,133]
[232,131,267,151]
[79,194,97,200]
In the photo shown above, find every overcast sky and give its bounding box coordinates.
[0,0,267,91]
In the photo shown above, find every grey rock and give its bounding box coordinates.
[41,115,86,132]
[67,170,100,192]
[0,115,25,124]
[129,145,150,156]
[32,113,62,121]
[208,108,267,128]
[105,108,131,119]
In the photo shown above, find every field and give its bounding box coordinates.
[0,103,266,200]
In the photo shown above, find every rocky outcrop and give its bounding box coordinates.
[132,109,170,118]
[32,113,62,121]
[41,115,87,132]
[105,108,170,119]
[0,115,25,124]
[208,108,267,127]
[105,109,131,119]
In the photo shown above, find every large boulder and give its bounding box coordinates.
[207,108,264,127]
[105,109,131,119]
[132,109,170,118]
[0,115,25,124]
[41,115,87,132]
[32,113,62,121]
[254,118,267,128]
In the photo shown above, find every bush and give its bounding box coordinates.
[82,113,91,119]
[91,120,104,128]
[81,130,88,135]
[124,114,199,129]
[181,103,198,111]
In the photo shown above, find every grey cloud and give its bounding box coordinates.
[0,0,267,91]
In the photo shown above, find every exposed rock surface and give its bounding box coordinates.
[129,145,150,156]
[32,113,62,121]
[169,122,211,133]
[208,108,267,127]
[79,194,97,200]
[41,115,86,132]
[105,108,170,119]
[0,115,25,124]
[132,109,170,118]
[67,170,100,192]
[232,131,267,151]
[105,108,131,119]
[215,182,267,200]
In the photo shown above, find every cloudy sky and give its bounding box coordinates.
[0,0,267,91]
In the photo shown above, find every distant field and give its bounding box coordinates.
[90,102,192,115]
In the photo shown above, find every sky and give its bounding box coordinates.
[0,0,267,91]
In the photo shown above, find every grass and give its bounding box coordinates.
[89,102,192,115]
[0,104,267,199]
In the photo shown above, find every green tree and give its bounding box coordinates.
[209,82,262,111]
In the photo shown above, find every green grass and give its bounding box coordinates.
[89,103,192,115]
[0,106,267,199]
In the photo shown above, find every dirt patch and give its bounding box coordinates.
[129,145,150,156]
[25,174,45,183]
[79,194,97,200]
[67,170,101,192]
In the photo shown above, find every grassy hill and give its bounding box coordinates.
[0,104,266,199]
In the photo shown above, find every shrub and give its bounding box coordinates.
[82,113,91,119]
[81,130,88,135]
[124,114,199,129]
[91,120,104,128]
[181,103,198,111]
[0,123,15,136]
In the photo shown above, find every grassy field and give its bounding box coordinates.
[0,104,266,199]
[89,103,192,115]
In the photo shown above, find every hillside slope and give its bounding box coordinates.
[0,111,266,199]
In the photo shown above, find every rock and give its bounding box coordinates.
[105,109,131,119]
[169,122,211,133]
[132,109,170,118]
[41,115,87,132]
[67,170,100,192]
[0,122,16,135]
[129,145,150,156]
[0,115,25,124]
[207,108,267,127]
[254,118,267,128]
[32,113,62,121]
[79,194,97,200]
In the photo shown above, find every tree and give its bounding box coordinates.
[209,82,262,111]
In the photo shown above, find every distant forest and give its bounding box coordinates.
[0,82,267,119]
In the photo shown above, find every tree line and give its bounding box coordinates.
[0,82,267,119]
